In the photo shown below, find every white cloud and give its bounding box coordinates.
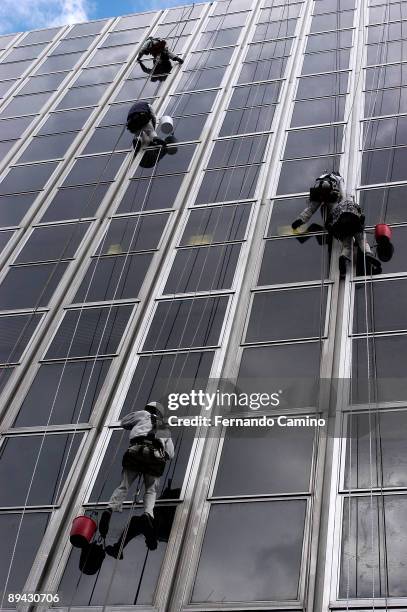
[0,0,92,34]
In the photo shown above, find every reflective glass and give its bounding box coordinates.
[101,28,146,47]
[0,192,39,227]
[196,165,262,203]
[37,108,93,136]
[361,147,407,185]
[367,40,407,65]
[310,10,355,32]
[164,91,218,117]
[155,20,196,37]
[170,114,208,141]
[363,116,407,149]
[18,72,67,96]
[66,20,107,38]
[206,12,248,30]
[164,244,241,293]
[99,102,131,126]
[180,203,251,245]
[17,132,78,163]
[284,125,343,159]
[0,262,68,309]
[365,63,407,90]
[301,49,351,74]
[14,359,112,427]
[133,144,196,178]
[0,313,42,363]
[56,84,107,110]
[277,155,341,194]
[87,46,132,67]
[229,81,281,107]
[82,125,132,154]
[96,214,169,255]
[192,500,306,603]
[19,27,61,45]
[74,64,122,87]
[114,13,156,30]
[0,92,53,118]
[369,3,407,22]
[259,4,302,20]
[74,253,153,302]
[164,4,203,20]
[238,57,288,83]
[0,230,14,255]
[296,71,349,99]
[45,304,133,359]
[253,19,297,42]
[34,52,83,74]
[367,21,407,43]
[214,426,314,495]
[305,29,353,53]
[0,116,32,140]
[259,236,329,285]
[365,87,407,117]
[0,161,58,195]
[142,296,228,351]
[0,60,31,80]
[41,183,111,222]
[246,38,294,62]
[117,175,185,213]
[0,433,83,505]
[291,96,346,127]
[50,35,95,55]
[354,279,407,334]
[313,0,355,11]
[176,67,225,92]
[0,140,16,160]
[359,185,407,226]
[114,78,161,102]
[62,152,126,186]
[186,47,234,71]
[207,135,268,168]
[4,43,47,62]
[196,27,242,50]
[15,222,90,263]
[0,34,18,50]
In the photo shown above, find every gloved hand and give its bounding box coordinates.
[176,57,184,64]
[292,218,303,230]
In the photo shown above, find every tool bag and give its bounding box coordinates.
[327,199,364,241]
[122,439,166,477]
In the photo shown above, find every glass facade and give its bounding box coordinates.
[0,0,404,609]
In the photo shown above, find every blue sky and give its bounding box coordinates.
[0,0,198,35]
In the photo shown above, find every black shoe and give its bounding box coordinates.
[141,513,158,550]
[151,137,166,148]
[105,542,124,560]
[365,253,382,275]
[339,255,349,278]
[99,509,112,538]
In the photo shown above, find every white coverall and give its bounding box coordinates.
[108,410,174,517]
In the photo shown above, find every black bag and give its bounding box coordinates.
[328,199,364,240]
[122,440,166,477]
[79,539,106,575]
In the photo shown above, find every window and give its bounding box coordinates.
[62,153,127,186]
[364,87,407,117]
[277,155,341,194]
[196,27,242,50]
[87,46,132,67]
[176,66,226,92]
[116,175,185,213]
[229,82,282,108]
[15,222,90,263]
[0,262,68,310]
[284,125,343,159]
[50,35,95,55]
[66,20,107,38]
[56,84,107,110]
[259,3,303,21]
[367,40,407,65]
[17,132,78,163]
[363,116,407,150]
[19,27,61,45]
[296,71,349,99]
[74,253,153,302]
[365,63,407,90]
[164,90,218,116]
[253,19,297,42]
[133,144,196,178]
[0,60,31,80]
[0,313,43,364]
[0,116,32,141]
[4,43,47,62]
[18,72,67,95]
[192,500,307,603]
[0,192,39,227]
[0,433,83,506]
[142,296,228,351]
[45,304,133,359]
[359,184,407,226]
[13,360,112,427]
[170,114,209,141]
[41,183,111,222]
[37,108,93,136]
[361,147,407,185]
[206,12,249,31]
[196,165,262,204]
[164,244,241,293]
[0,92,53,118]
[186,47,234,70]
[238,57,288,84]
[207,135,268,169]
[34,52,83,74]
[83,125,132,155]
[96,214,169,255]
[180,203,251,245]
[259,236,329,285]
[354,279,407,335]
[113,13,155,30]
[114,78,161,102]
[246,38,294,62]
[301,49,350,74]
[291,96,346,127]
[74,64,122,87]
[101,28,146,47]
[310,10,355,33]
[0,162,58,195]
[306,29,353,53]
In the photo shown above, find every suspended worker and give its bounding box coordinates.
[291,171,382,277]
[126,101,166,152]
[137,37,184,69]
[99,401,174,549]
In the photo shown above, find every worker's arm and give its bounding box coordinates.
[138,59,151,74]
[120,412,140,429]
[164,438,175,460]
[292,199,321,229]
[137,42,149,60]
[166,49,184,63]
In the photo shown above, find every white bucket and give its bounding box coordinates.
[159,115,174,135]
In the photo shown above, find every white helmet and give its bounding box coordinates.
[145,401,165,419]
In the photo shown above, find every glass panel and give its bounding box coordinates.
[345,411,407,489]
[164,244,241,293]
[277,155,341,195]
[14,360,112,427]
[0,433,83,505]
[185,47,234,70]
[74,253,153,302]
[18,72,67,95]
[176,67,225,92]
[354,279,407,334]
[66,20,107,38]
[367,40,407,65]
[238,342,320,407]
[284,125,343,159]
[97,214,169,255]
[340,496,407,598]
[45,305,133,359]
[259,4,302,20]
[35,52,83,74]
[364,87,407,117]
[259,236,329,285]
[291,96,346,127]
[310,10,355,32]
[101,28,146,47]
[206,12,248,30]
[114,78,161,102]
[0,313,42,363]
[74,64,122,87]
[229,82,282,108]
[17,132,78,163]
[296,71,349,99]
[0,162,58,195]
[363,116,407,149]
[15,222,90,263]
[246,287,327,342]
[5,43,47,62]
[164,90,218,116]
[301,49,350,74]
[365,63,407,90]
[117,175,185,213]
[0,230,14,255]
[56,84,107,110]
[0,192,39,227]
[359,185,407,226]
[253,19,297,42]
[58,506,175,606]
[50,35,95,55]
[314,0,355,11]
[214,426,314,495]
[62,152,127,186]
[37,108,93,136]
[0,512,50,604]
[305,29,353,53]
[99,102,131,126]
[196,165,262,204]
[0,92,53,118]
[361,147,407,185]
[171,114,208,141]
[0,262,68,309]
[142,296,228,351]
[82,125,132,154]
[246,38,294,62]
[133,144,196,178]
[41,183,110,222]
[19,27,61,45]
[155,20,196,37]
[196,27,242,50]
[0,61,31,80]
[238,57,288,83]
[207,135,268,168]
[180,203,251,245]
[87,46,132,67]
[114,13,155,30]
[192,500,306,602]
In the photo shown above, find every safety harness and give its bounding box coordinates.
[122,416,167,477]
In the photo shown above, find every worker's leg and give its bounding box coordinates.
[142,119,158,146]
[108,468,139,512]
[355,231,382,275]
[143,474,159,517]
[338,235,353,277]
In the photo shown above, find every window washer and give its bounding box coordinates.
[138,57,171,83]
[292,171,382,277]
[126,101,166,152]
[99,401,174,548]
[137,37,184,68]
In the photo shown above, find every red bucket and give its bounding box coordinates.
[70,515,97,548]
[375,223,392,242]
